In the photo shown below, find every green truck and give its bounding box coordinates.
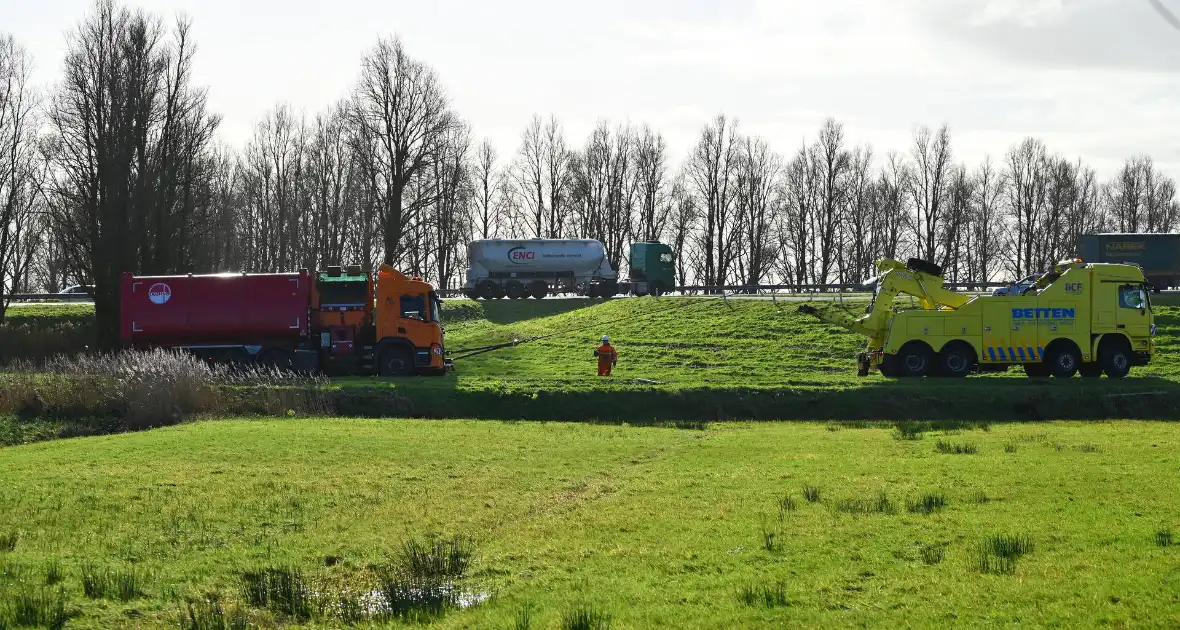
[618,241,676,297]
[1079,233,1180,292]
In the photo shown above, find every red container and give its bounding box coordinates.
[121,271,311,347]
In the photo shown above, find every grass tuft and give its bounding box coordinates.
[43,561,63,586]
[737,580,789,608]
[560,604,612,630]
[935,440,978,455]
[760,521,782,554]
[513,602,533,630]
[892,420,926,440]
[80,564,141,600]
[835,491,895,516]
[179,595,249,630]
[920,544,945,565]
[0,533,17,553]
[778,495,797,521]
[239,566,312,620]
[1004,444,1017,453]
[2,586,70,630]
[803,486,821,503]
[977,534,1035,575]
[907,493,947,514]
[1078,444,1103,453]
[373,535,478,623]
[1155,528,1173,547]
[970,491,991,504]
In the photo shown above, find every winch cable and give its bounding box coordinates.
[446,293,739,362]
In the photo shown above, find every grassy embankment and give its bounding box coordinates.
[3,298,1180,427]
[0,419,1177,628]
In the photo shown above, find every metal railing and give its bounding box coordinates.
[6,293,95,302]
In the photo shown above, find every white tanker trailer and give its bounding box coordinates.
[462,239,619,299]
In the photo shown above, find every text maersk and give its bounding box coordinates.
[1012,308,1075,319]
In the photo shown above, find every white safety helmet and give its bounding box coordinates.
[601,335,610,343]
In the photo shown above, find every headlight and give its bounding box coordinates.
[433,346,442,355]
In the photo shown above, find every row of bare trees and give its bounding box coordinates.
[3,0,1180,346]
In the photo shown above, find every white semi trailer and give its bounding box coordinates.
[462,239,618,299]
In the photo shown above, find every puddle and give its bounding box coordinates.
[316,585,490,620]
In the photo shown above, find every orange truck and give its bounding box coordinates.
[121,264,449,376]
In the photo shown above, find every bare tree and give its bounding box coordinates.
[907,124,953,266]
[685,115,739,287]
[0,34,46,320]
[46,1,220,348]
[780,141,819,288]
[1004,137,1049,276]
[967,157,1005,285]
[470,138,502,240]
[839,146,874,283]
[811,119,850,283]
[732,135,780,287]
[352,35,454,266]
[238,104,306,271]
[634,124,670,242]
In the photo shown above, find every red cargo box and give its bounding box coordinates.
[121,272,311,347]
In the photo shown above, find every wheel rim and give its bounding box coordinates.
[946,353,967,373]
[905,354,926,373]
[1114,354,1128,371]
[1058,354,1075,372]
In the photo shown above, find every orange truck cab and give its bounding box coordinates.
[311,264,449,376]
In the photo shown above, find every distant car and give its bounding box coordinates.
[992,273,1043,296]
[58,285,95,295]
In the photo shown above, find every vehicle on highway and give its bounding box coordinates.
[58,285,94,295]
[462,239,675,299]
[992,273,1043,296]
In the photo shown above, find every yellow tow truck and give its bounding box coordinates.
[799,257,1156,379]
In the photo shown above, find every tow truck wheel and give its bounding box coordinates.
[529,281,548,299]
[897,342,933,378]
[1099,340,1132,379]
[506,281,526,300]
[936,343,975,378]
[1045,344,1081,378]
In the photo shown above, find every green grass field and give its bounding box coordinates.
[1,419,1178,628]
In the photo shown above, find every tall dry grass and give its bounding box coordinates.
[0,349,331,432]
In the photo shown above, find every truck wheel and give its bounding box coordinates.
[1079,364,1103,378]
[1100,340,1132,379]
[506,281,526,300]
[936,343,974,378]
[379,347,414,377]
[897,343,932,378]
[529,281,548,299]
[1045,344,1080,378]
[477,282,497,300]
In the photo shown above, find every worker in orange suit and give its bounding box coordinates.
[594,335,618,376]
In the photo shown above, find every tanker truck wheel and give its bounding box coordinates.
[379,347,414,377]
[506,281,526,300]
[529,281,548,299]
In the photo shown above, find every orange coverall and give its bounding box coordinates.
[594,343,618,376]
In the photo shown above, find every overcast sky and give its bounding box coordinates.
[7,0,1180,178]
